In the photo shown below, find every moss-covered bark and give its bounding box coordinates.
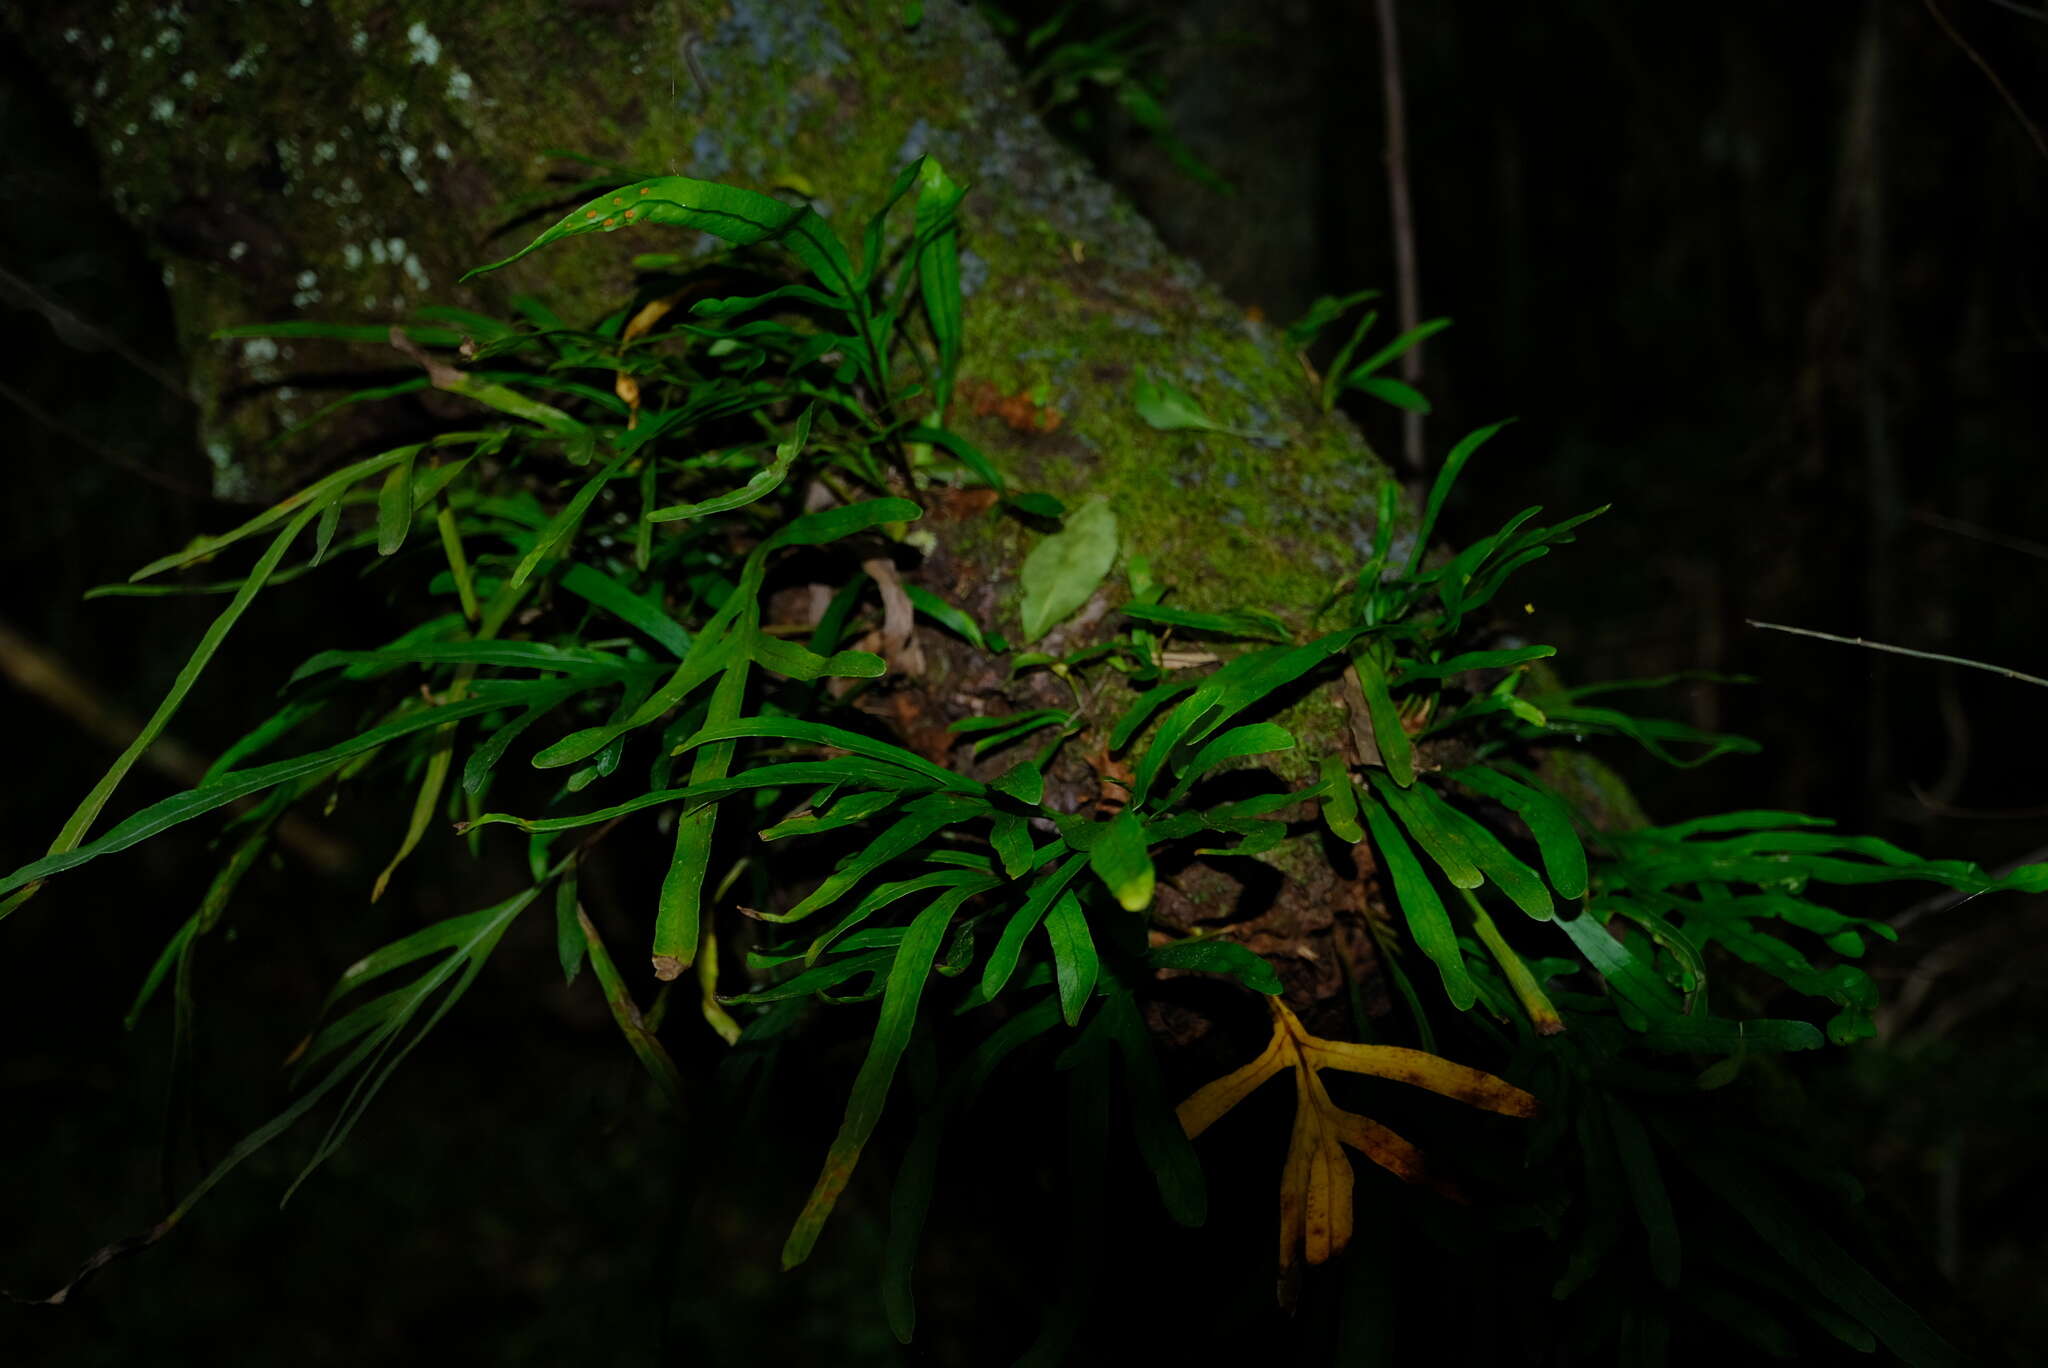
[12,2,1391,592]
[13,0,1414,1006]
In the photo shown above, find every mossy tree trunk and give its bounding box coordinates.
[15,0,1409,1007]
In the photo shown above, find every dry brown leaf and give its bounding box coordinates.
[1177,997,1538,1292]
[615,290,688,429]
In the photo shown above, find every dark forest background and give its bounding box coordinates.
[3,1,2044,1363]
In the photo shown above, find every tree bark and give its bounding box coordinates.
[10,0,1429,1008]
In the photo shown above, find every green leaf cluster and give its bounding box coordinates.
[8,149,2036,1368]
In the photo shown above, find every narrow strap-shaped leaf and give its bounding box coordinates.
[127,442,433,581]
[673,716,976,792]
[721,949,894,1005]
[900,423,1004,493]
[557,561,692,658]
[1462,892,1566,1035]
[1404,782,1553,920]
[782,885,972,1268]
[990,810,1033,878]
[1087,809,1155,912]
[762,800,973,926]
[1344,316,1453,383]
[691,282,848,318]
[578,905,685,1106]
[653,652,750,978]
[466,174,863,307]
[462,693,571,794]
[1318,756,1364,843]
[1555,908,1682,1021]
[1393,644,1555,683]
[375,448,416,556]
[56,504,320,854]
[1655,808,1837,839]
[913,159,966,411]
[434,502,480,622]
[290,641,637,681]
[1175,1020,1290,1140]
[464,759,940,835]
[1120,602,1290,641]
[757,789,900,841]
[532,500,923,773]
[1135,629,1360,804]
[1148,939,1283,995]
[981,852,1087,1001]
[369,736,453,903]
[1367,771,1479,888]
[748,632,885,682]
[1131,695,1213,807]
[555,868,586,984]
[1302,1037,1539,1116]
[861,155,927,283]
[991,759,1045,806]
[1109,677,1195,753]
[535,631,741,770]
[1407,419,1513,577]
[1351,645,1414,787]
[1631,1015,1823,1054]
[1347,374,1430,412]
[805,868,998,964]
[2,690,566,909]
[1166,722,1295,803]
[509,449,633,590]
[902,582,995,651]
[169,884,540,1243]
[646,405,813,521]
[285,888,537,1201]
[312,498,345,568]
[1450,765,1588,899]
[1359,787,1477,1010]
[1043,891,1098,1025]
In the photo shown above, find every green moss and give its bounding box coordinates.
[949,269,1387,620]
[28,0,1399,602]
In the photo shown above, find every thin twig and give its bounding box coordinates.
[0,379,207,498]
[681,32,710,99]
[1373,0,1425,475]
[0,617,350,871]
[0,263,190,400]
[1748,619,2048,689]
[1912,507,2048,563]
[1909,787,2048,821]
[1923,0,2048,162]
